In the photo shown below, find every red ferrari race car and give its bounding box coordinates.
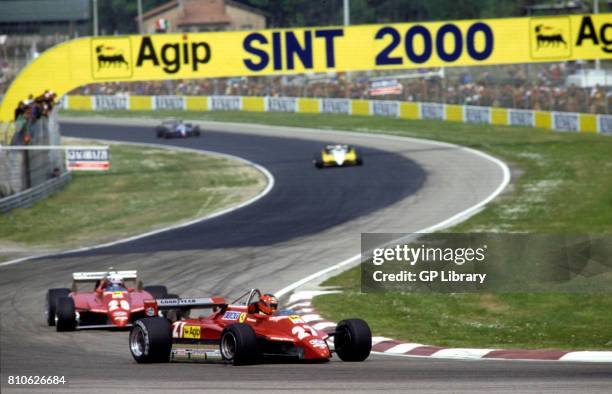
[129,289,372,365]
[45,270,174,331]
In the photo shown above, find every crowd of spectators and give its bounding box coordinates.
[3,63,610,115]
[68,63,612,115]
[12,90,57,144]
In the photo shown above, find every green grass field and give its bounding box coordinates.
[316,266,612,350]
[61,109,612,349]
[0,138,266,261]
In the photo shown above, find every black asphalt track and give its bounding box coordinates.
[59,122,426,252]
[0,120,610,393]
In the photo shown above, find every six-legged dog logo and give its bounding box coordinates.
[91,38,132,79]
[535,25,567,49]
[530,17,571,59]
[96,45,129,69]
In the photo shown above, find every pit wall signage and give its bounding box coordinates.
[66,146,110,171]
[1,13,610,121]
[62,95,612,135]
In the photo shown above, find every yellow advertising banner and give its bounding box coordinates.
[1,13,611,121]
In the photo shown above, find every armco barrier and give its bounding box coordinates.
[1,111,65,196]
[0,172,71,213]
[62,95,612,135]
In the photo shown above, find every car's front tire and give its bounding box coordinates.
[334,319,372,361]
[55,297,77,332]
[46,288,70,326]
[129,318,172,363]
[220,323,258,365]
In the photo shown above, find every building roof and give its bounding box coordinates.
[141,0,266,27]
[179,0,231,26]
[225,0,268,17]
[0,0,91,23]
[141,0,180,20]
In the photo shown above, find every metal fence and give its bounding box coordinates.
[0,171,71,213]
[0,110,65,198]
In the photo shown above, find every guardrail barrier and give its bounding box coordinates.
[0,172,71,213]
[62,95,612,135]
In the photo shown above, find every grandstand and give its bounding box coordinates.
[62,62,611,115]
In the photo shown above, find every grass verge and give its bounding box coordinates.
[316,270,612,350]
[0,137,266,261]
[61,109,612,350]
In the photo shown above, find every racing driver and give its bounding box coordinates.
[256,293,278,315]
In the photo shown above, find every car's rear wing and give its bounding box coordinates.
[155,296,227,310]
[72,270,138,282]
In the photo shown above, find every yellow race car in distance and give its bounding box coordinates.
[314,145,363,168]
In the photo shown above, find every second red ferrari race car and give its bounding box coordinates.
[45,270,174,331]
[129,289,372,365]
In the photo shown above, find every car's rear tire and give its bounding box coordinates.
[55,297,77,332]
[195,129,201,137]
[334,319,372,361]
[355,149,364,166]
[220,323,258,365]
[143,285,168,299]
[129,318,172,363]
[46,288,70,326]
[314,159,323,169]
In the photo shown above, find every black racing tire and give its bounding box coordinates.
[143,285,168,299]
[156,128,164,138]
[46,288,70,326]
[55,297,77,332]
[334,319,372,362]
[129,317,172,363]
[314,159,324,169]
[194,128,201,137]
[355,149,364,166]
[220,323,258,365]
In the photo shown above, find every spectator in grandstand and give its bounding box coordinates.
[590,85,607,114]
[65,65,611,115]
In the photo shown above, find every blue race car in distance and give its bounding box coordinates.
[155,119,201,139]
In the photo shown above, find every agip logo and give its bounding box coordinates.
[91,38,133,80]
[530,17,572,59]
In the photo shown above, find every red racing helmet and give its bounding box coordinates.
[257,293,278,315]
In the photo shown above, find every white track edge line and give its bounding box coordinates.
[275,142,511,297]
[372,351,612,363]
[291,293,612,363]
[0,137,275,267]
